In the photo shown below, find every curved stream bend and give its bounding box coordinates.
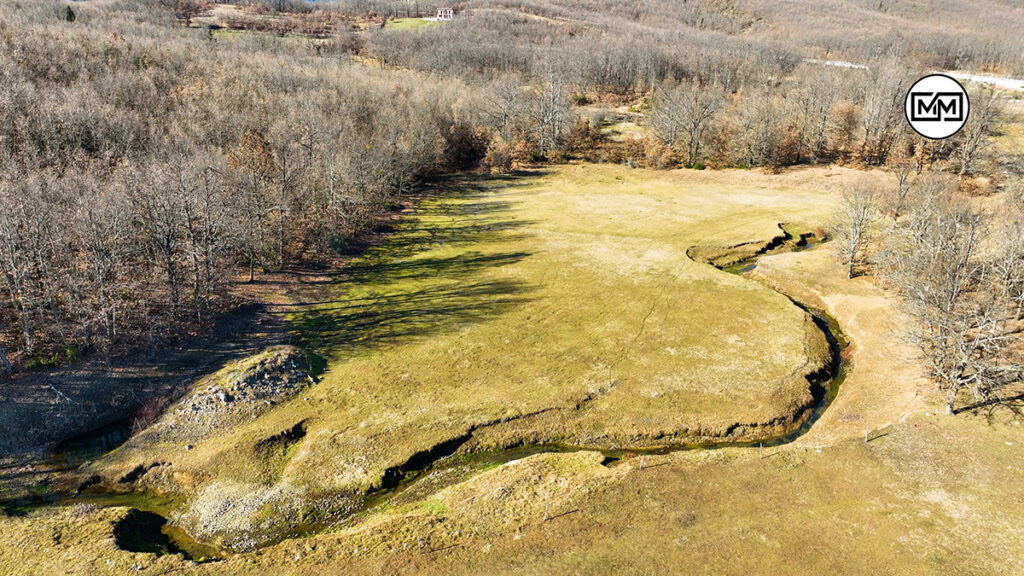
[265,225,848,552]
[11,224,849,560]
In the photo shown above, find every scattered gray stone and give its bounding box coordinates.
[142,347,313,444]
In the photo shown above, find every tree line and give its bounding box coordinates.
[0,0,1017,376]
[0,1,483,369]
[832,172,1024,415]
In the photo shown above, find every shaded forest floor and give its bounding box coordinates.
[0,208,427,491]
[0,273,294,473]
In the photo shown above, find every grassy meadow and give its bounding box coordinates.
[384,18,441,31]
[3,163,1023,574]
[86,163,845,542]
[2,0,1022,573]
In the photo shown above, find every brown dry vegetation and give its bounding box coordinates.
[1,0,1018,375]
[2,1,1024,574]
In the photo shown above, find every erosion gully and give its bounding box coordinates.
[0,227,849,563]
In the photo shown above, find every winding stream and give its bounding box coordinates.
[3,226,850,562]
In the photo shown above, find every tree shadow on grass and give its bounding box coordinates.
[293,279,532,354]
[957,390,1024,424]
[0,173,545,463]
[289,180,537,356]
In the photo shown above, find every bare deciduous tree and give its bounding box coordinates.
[954,87,1000,177]
[792,65,844,163]
[884,177,1023,414]
[886,151,918,220]
[229,129,279,282]
[859,57,908,165]
[0,345,11,374]
[994,207,1024,321]
[529,71,570,158]
[481,75,526,143]
[833,180,879,278]
[733,86,788,168]
[648,80,723,167]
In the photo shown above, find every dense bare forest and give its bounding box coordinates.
[4,3,1024,574]
[0,0,1018,372]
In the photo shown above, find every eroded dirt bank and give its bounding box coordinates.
[4,223,845,556]
[5,165,965,574]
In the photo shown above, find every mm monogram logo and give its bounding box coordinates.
[905,74,970,139]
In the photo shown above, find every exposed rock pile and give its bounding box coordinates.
[153,346,314,443]
[176,479,358,552]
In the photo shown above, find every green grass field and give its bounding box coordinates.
[385,18,441,31]
[4,163,1023,574]
[86,163,844,545]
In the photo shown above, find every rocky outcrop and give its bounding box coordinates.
[147,346,314,444]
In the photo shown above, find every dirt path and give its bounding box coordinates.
[752,248,929,446]
[804,58,1024,92]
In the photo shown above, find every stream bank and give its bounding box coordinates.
[1,223,849,561]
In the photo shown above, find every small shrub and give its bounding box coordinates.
[622,137,647,167]
[643,139,677,169]
[571,93,592,105]
[566,116,603,153]
[481,137,514,173]
[419,499,446,515]
[25,352,63,370]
